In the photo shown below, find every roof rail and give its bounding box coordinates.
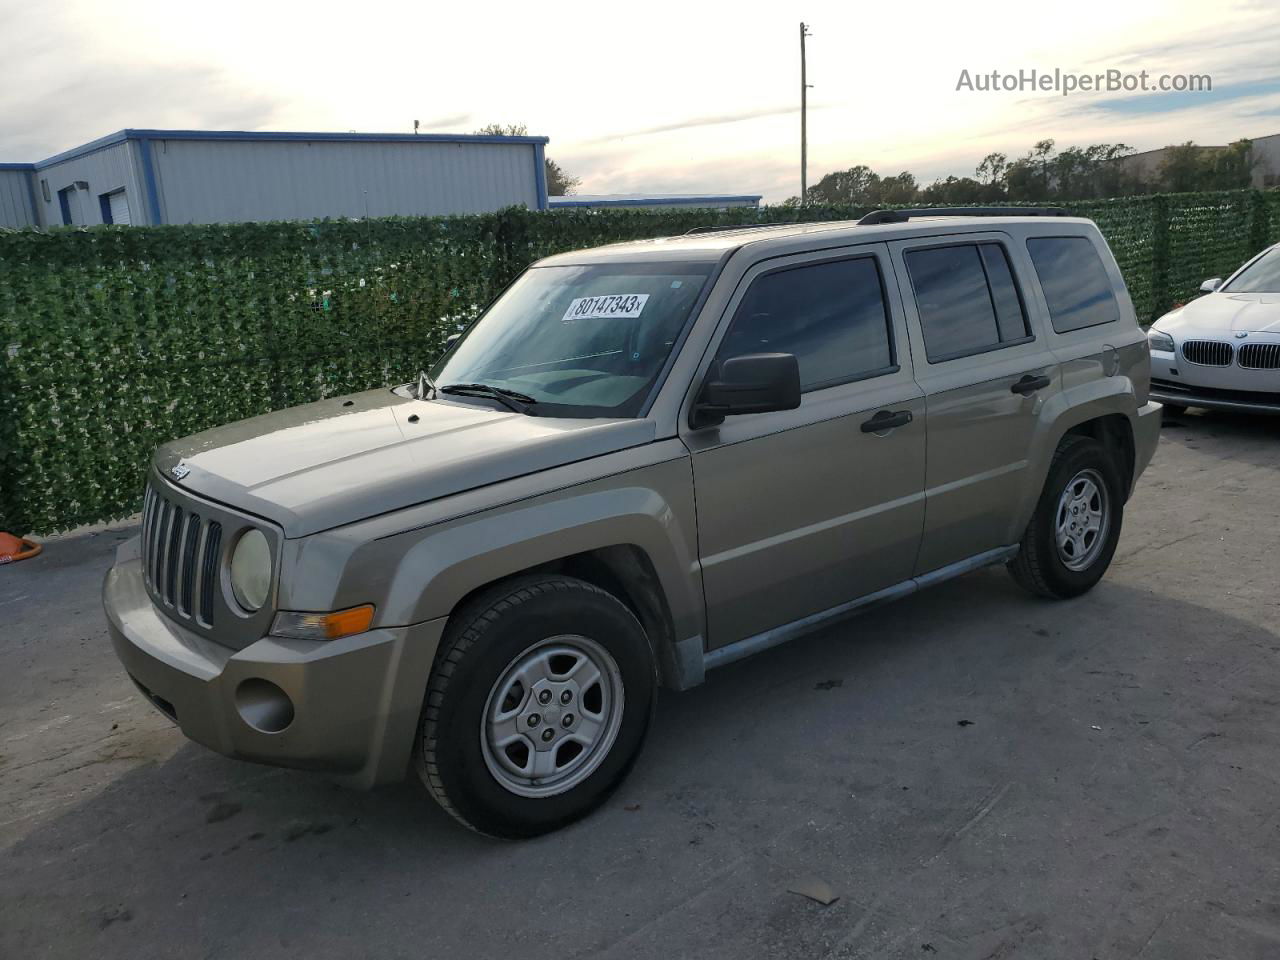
[857,206,1069,225]
[683,222,800,235]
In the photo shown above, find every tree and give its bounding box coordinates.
[920,176,985,205]
[544,158,582,196]
[1159,142,1205,193]
[1205,139,1255,190]
[474,122,581,196]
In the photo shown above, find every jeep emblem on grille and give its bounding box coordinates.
[170,463,191,481]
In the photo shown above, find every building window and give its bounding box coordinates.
[40,179,51,203]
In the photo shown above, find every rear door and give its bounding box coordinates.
[889,232,1062,574]
[682,243,926,647]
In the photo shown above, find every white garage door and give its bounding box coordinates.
[108,190,131,225]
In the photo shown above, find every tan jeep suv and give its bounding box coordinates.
[104,209,1161,837]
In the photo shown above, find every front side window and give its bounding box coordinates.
[715,256,894,392]
[432,261,716,418]
[1223,247,1280,293]
[1026,236,1121,333]
[905,242,1030,362]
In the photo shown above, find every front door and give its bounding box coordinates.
[682,244,927,648]
[889,233,1062,574]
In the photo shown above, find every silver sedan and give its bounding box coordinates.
[1148,244,1280,415]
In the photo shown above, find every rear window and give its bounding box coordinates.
[1026,236,1120,333]
[904,242,1030,362]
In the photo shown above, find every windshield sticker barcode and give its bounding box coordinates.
[561,294,649,322]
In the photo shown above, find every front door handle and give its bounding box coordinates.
[1011,373,1051,395]
[861,409,913,433]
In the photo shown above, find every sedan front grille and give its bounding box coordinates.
[1238,342,1280,370]
[1181,340,1233,366]
[141,483,222,625]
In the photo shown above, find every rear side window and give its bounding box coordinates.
[1026,236,1120,333]
[717,256,894,392]
[905,242,1030,362]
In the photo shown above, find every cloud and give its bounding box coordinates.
[417,113,473,132]
[587,104,826,143]
[0,0,284,161]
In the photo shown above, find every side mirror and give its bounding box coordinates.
[1200,277,1222,293]
[692,353,801,428]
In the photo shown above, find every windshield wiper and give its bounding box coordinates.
[416,369,438,400]
[439,382,537,413]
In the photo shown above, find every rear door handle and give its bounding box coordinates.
[1011,374,1051,395]
[861,409,913,433]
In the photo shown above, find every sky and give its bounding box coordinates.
[2,0,1278,203]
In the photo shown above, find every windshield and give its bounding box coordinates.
[430,261,716,418]
[1223,247,1280,293]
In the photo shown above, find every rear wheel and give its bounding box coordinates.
[1009,435,1124,599]
[416,575,655,838]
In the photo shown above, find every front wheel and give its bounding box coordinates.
[416,575,655,838]
[1009,435,1125,599]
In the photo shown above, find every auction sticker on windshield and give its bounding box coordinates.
[561,294,649,322]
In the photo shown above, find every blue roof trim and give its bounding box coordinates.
[548,195,763,208]
[0,162,36,170]
[19,128,549,171]
[31,130,132,169]
[121,128,549,146]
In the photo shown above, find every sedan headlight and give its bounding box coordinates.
[229,529,272,611]
[1147,329,1175,353]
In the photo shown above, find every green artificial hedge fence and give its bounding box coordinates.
[2,191,1279,535]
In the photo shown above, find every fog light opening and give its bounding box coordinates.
[235,678,295,734]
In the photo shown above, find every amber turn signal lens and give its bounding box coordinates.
[269,604,375,641]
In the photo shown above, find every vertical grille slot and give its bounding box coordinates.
[164,507,185,605]
[1181,340,1233,366]
[179,517,201,616]
[200,522,222,626]
[1238,342,1280,369]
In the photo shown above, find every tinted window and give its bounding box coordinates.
[1223,246,1280,293]
[717,257,893,392]
[905,243,1029,362]
[1027,236,1120,333]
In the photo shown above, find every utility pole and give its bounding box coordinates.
[800,22,813,203]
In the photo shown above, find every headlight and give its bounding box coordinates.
[1147,329,1175,353]
[229,529,272,611]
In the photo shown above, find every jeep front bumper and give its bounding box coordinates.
[103,536,444,788]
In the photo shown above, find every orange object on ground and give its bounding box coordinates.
[0,532,41,564]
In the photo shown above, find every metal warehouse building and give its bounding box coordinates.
[0,129,550,228]
[548,193,761,211]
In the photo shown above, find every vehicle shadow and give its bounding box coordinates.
[6,565,1280,960]
[1159,406,1280,470]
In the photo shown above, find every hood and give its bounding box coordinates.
[1154,292,1280,336]
[153,388,656,536]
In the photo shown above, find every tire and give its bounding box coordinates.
[416,575,655,838]
[1008,435,1124,600]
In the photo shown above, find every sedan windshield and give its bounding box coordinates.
[430,261,716,418]
[1223,247,1280,293]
